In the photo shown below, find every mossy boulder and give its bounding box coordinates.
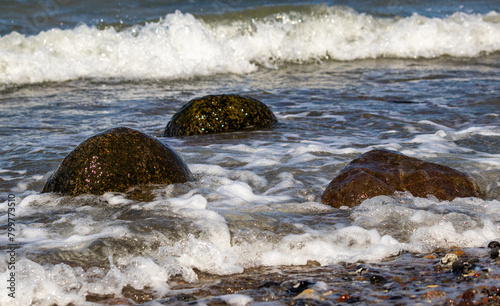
[321,149,481,208]
[42,127,194,196]
[164,94,277,136]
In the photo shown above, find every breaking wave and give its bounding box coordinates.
[1,5,499,84]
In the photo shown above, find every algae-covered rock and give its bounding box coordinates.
[164,94,277,136]
[42,127,194,196]
[321,149,481,208]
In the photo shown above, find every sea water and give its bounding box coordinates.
[0,0,499,305]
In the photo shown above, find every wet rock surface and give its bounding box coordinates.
[321,149,482,208]
[164,94,277,136]
[86,243,500,305]
[42,127,194,196]
[489,241,500,260]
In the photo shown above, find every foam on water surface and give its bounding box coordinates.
[0,3,499,304]
[2,171,499,304]
[352,194,500,248]
[1,5,500,84]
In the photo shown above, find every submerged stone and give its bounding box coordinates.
[321,149,481,208]
[164,94,277,136]
[370,275,388,285]
[42,127,194,196]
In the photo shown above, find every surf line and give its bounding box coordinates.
[6,194,17,299]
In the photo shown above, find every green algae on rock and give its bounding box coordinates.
[42,127,194,196]
[321,149,482,208]
[164,94,278,137]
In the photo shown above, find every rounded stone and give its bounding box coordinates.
[488,241,500,249]
[164,94,277,136]
[42,127,194,196]
[321,149,482,208]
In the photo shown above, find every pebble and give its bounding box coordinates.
[422,290,446,299]
[452,261,466,274]
[452,259,476,275]
[294,289,324,301]
[453,249,465,257]
[461,288,476,301]
[441,253,459,266]
[487,241,500,249]
[488,242,500,260]
[370,274,388,284]
[337,294,351,302]
[286,281,312,294]
[350,267,368,275]
[434,265,444,273]
[306,260,321,267]
[391,276,404,284]
[164,247,500,305]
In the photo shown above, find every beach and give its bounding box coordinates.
[1,0,500,304]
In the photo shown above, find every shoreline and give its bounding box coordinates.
[83,247,500,305]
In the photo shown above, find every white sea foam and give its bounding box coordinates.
[0,255,181,305]
[1,119,498,305]
[2,187,499,305]
[219,294,253,306]
[352,195,500,248]
[1,6,499,84]
[402,125,500,160]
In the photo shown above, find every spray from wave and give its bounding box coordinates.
[1,5,499,84]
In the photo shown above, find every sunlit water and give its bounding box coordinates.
[1,0,500,304]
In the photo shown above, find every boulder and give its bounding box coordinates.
[164,94,277,136]
[42,127,194,196]
[321,149,481,208]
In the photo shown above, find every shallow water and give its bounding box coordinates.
[1,0,500,305]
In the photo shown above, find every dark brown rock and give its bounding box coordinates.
[42,127,194,196]
[164,94,277,137]
[321,149,481,208]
